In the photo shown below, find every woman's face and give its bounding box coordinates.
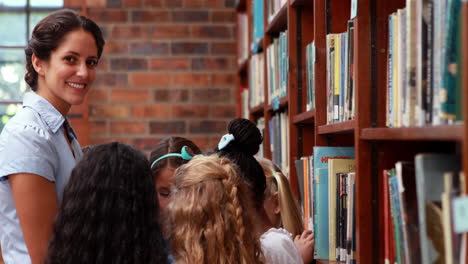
[35,29,98,115]
[155,167,176,214]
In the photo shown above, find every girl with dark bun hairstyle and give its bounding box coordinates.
[0,9,104,264]
[215,118,303,264]
[45,142,167,264]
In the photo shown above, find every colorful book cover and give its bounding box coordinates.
[314,168,330,260]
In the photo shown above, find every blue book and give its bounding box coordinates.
[314,168,329,260]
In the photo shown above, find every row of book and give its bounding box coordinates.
[240,87,249,120]
[386,0,463,127]
[266,30,288,105]
[248,52,265,108]
[266,0,287,23]
[325,21,356,124]
[268,111,289,175]
[295,147,357,264]
[384,154,466,264]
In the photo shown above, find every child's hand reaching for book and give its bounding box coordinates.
[294,230,314,264]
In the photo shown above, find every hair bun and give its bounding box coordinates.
[227,118,262,156]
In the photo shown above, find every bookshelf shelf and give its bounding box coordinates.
[318,120,355,134]
[290,0,313,8]
[266,96,289,112]
[266,3,288,35]
[361,125,464,142]
[249,103,265,116]
[293,110,315,124]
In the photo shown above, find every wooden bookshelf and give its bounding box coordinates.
[293,110,315,124]
[235,0,247,12]
[361,125,464,141]
[237,57,248,74]
[266,96,288,112]
[318,120,355,134]
[236,0,468,263]
[266,3,288,35]
[290,0,313,8]
[250,103,265,116]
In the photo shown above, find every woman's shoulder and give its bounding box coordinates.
[2,107,51,139]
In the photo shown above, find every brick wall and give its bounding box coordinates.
[64,0,237,153]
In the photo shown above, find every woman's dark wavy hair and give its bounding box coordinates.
[149,136,202,178]
[25,9,105,91]
[215,118,266,209]
[46,142,167,264]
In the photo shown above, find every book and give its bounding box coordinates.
[415,153,461,264]
[328,159,355,260]
[314,168,330,260]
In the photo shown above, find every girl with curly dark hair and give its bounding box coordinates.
[45,142,167,264]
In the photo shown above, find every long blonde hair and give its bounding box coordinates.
[257,157,304,237]
[169,155,264,264]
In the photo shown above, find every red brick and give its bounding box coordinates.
[110,89,149,103]
[129,73,170,88]
[131,137,161,151]
[88,9,128,23]
[171,73,210,87]
[110,58,148,71]
[192,88,231,102]
[64,0,82,7]
[107,0,122,7]
[191,57,235,71]
[211,73,236,87]
[130,42,169,55]
[112,25,152,39]
[86,0,106,7]
[94,73,128,87]
[152,25,190,39]
[88,89,107,103]
[110,121,146,134]
[104,41,128,54]
[171,42,208,55]
[183,0,204,7]
[154,89,189,103]
[189,121,227,134]
[90,120,107,135]
[131,10,170,22]
[192,25,232,39]
[211,42,236,55]
[212,10,236,22]
[172,10,209,23]
[205,0,224,7]
[143,0,163,6]
[163,0,182,7]
[150,58,190,71]
[149,121,186,134]
[225,0,236,8]
[211,105,236,118]
[90,105,130,118]
[123,0,142,7]
[90,136,130,146]
[131,105,171,118]
[172,105,209,118]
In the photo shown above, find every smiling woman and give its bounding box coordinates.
[0,9,104,264]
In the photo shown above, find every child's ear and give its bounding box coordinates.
[272,192,280,214]
[31,53,45,76]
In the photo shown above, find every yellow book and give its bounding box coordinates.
[328,159,355,260]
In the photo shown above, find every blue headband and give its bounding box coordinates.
[151,146,198,169]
